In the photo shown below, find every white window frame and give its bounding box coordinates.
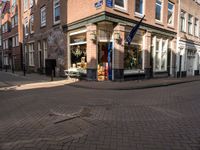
[2,25,5,33]
[0,35,2,46]
[114,0,127,11]
[24,0,28,11]
[180,10,186,32]
[24,17,29,36]
[11,17,15,28]
[30,14,34,34]
[53,0,61,25]
[12,0,16,7]
[188,14,193,35]
[43,40,47,67]
[40,6,46,27]
[29,43,35,66]
[16,35,19,47]
[167,2,174,26]
[135,0,144,16]
[3,41,5,49]
[155,0,163,22]
[153,36,168,72]
[15,15,18,26]
[12,37,15,48]
[30,0,34,8]
[194,18,199,37]
[4,22,8,32]
[4,56,9,65]
[38,41,42,67]
[5,40,8,49]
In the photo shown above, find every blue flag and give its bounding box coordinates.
[126,15,145,45]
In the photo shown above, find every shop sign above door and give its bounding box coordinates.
[95,0,103,9]
[106,0,113,8]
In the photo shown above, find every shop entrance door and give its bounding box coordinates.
[98,42,112,81]
[187,57,194,76]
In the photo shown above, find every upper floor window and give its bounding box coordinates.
[30,0,34,7]
[155,0,162,21]
[29,43,35,66]
[24,17,29,36]
[11,17,15,28]
[15,15,18,26]
[180,10,186,32]
[30,14,34,33]
[11,15,18,28]
[12,0,16,6]
[114,0,127,11]
[12,36,15,48]
[188,14,193,35]
[24,0,28,11]
[53,0,61,24]
[135,0,144,15]
[16,35,19,47]
[40,6,46,27]
[2,25,5,33]
[4,23,8,32]
[5,40,8,49]
[194,18,199,37]
[168,2,174,25]
[0,35,1,46]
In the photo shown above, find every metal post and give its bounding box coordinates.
[23,63,26,76]
[5,65,7,72]
[179,55,182,78]
[12,56,14,73]
[51,69,54,81]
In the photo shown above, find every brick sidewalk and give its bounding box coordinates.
[1,70,200,90]
[69,76,200,90]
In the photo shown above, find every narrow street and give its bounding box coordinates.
[0,72,200,150]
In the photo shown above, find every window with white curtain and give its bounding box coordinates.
[153,36,168,71]
[29,43,35,66]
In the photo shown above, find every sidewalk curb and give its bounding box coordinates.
[68,79,200,91]
[0,79,77,91]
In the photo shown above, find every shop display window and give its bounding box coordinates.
[124,29,144,72]
[69,31,87,74]
[124,44,142,70]
[70,45,87,69]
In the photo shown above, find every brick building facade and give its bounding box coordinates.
[0,0,200,81]
[176,0,200,77]
[21,0,67,75]
[66,0,178,81]
[1,0,22,71]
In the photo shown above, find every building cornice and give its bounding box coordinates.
[65,11,177,38]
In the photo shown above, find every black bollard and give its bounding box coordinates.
[12,66,14,73]
[23,64,26,76]
[51,69,54,81]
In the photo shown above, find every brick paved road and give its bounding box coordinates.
[0,80,200,150]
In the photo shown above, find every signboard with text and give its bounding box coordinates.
[95,0,103,9]
[106,0,113,8]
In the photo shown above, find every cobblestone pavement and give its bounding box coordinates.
[0,80,200,150]
[0,70,64,88]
